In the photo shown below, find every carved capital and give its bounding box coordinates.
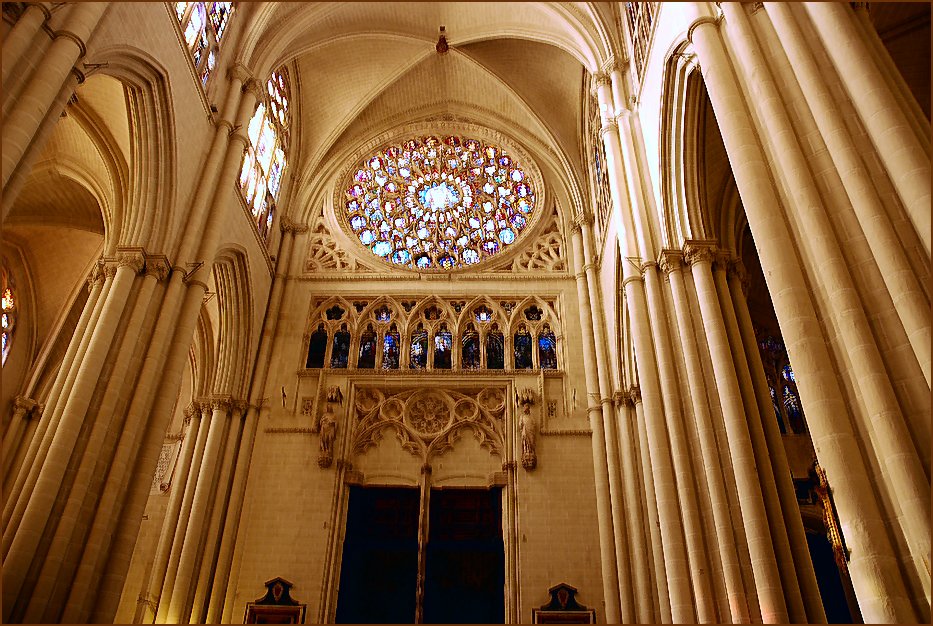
[640,260,658,276]
[116,250,146,274]
[593,71,612,87]
[611,390,628,407]
[102,260,119,279]
[242,77,264,101]
[628,386,642,405]
[144,255,171,281]
[600,119,619,136]
[280,216,309,234]
[210,396,232,413]
[12,396,37,419]
[198,401,213,419]
[658,250,683,275]
[683,242,716,267]
[227,62,255,86]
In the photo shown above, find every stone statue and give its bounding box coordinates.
[318,410,336,468]
[517,388,537,470]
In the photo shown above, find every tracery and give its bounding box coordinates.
[342,135,537,270]
[173,2,234,85]
[239,68,291,241]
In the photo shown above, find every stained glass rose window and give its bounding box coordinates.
[342,135,537,270]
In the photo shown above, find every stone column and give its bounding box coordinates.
[661,251,751,623]
[164,397,231,622]
[614,393,654,624]
[212,220,305,623]
[1,2,107,190]
[712,253,807,623]
[730,3,931,592]
[2,267,105,532]
[802,2,931,256]
[685,242,787,623]
[631,387,670,623]
[570,224,622,624]
[24,254,161,623]
[763,2,931,387]
[580,218,635,622]
[686,9,917,620]
[1,397,37,480]
[726,260,827,623]
[189,400,246,624]
[141,406,202,624]
[643,261,717,622]
[1,252,141,618]
[1,3,51,92]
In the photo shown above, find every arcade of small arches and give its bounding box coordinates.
[302,296,561,373]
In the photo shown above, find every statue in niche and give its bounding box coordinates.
[517,388,537,470]
[318,385,343,468]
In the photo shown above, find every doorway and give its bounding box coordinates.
[336,486,504,623]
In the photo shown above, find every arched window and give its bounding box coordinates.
[173,2,234,86]
[306,324,327,368]
[514,325,533,370]
[538,326,557,370]
[410,325,428,369]
[433,324,452,369]
[358,326,377,369]
[462,325,480,369]
[331,325,351,369]
[486,324,504,370]
[239,67,291,241]
[1,267,15,366]
[383,324,401,370]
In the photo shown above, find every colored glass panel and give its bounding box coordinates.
[306,326,327,368]
[486,331,504,370]
[331,329,351,368]
[358,330,377,369]
[538,331,557,370]
[383,331,401,369]
[434,330,452,369]
[514,329,533,370]
[343,135,536,270]
[410,330,428,369]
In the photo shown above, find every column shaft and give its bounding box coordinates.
[688,13,916,620]
[802,2,931,256]
[763,2,931,387]
[581,221,635,622]
[1,2,107,189]
[644,264,716,622]
[1,4,50,88]
[142,411,201,623]
[632,393,670,622]
[155,405,211,623]
[2,260,137,616]
[727,268,827,623]
[664,256,751,623]
[687,249,787,623]
[570,226,622,623]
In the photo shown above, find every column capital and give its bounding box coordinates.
[622,274,643,289]
[683,240,717,267]
[640,260,658,275]
[599,119,619,136]
[116,248,147,274]
[242,77,264,101]
[198,400,214,419]
[593,71,613,88]
[611,390,629,407]
[279,216,309,234]
[210,396,233,413]
[86,263,105,290]
[727,257,750,295]
[627,386,642,405]
[227,62,256,87]
[712,249,733,273]
[53,29,87,58]
[144,255,171,281]
[658,249,684,274]
[13,396,38,417]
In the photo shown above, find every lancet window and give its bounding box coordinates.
[173,2,234,86]
[303,297,561,373]
[239,67,291,241]
[587,93,612,248]
[1,266,14,366]
[758,334,807,434]
[624,2,659,88]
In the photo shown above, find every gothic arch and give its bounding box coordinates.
[210,248,253,398]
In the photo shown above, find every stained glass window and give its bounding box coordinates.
[514,326,533,370]
[462,327,480,369]
[538,327,557,370]
[486,326,504,370]
[342,135,537,270]
[433,326,452,369]
[782,364,795,383]
[358,327,377,369]
[239,67,290,242]
[410,327,428,369]
[173,3,233,86]
[331,326,350,369]
[307,324,327,368]
[383,326,401,370]
[1,268,14,366]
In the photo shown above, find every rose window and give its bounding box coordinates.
[342,135,537,270]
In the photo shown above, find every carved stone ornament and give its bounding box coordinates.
[317,386,344,468]
[683,242,716,267]
[517,388,538,470]
[351,387,505,463]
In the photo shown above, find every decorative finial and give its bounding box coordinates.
[436,25,448,54]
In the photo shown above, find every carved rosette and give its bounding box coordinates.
[351,387,505,464]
